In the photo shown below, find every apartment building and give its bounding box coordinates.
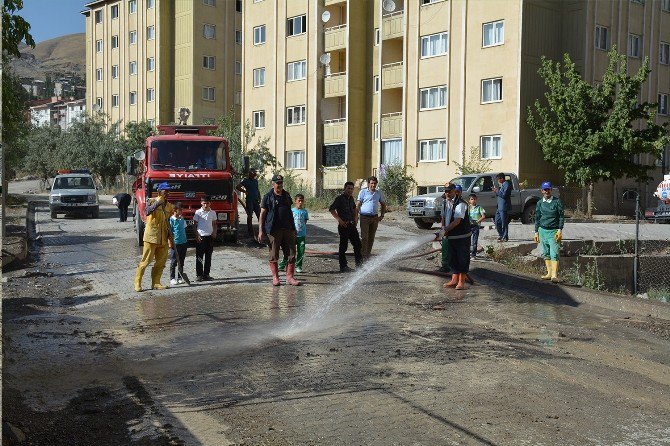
[83,0,242,129]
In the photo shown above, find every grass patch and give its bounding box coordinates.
[647,287,670,303]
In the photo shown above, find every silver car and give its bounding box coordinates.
[48,171,100,219]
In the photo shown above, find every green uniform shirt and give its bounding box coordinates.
[534,197,564,231]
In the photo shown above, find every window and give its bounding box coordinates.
[147,57,155,71]
[253,67,266,87]
[236,0,242,12]
[631,0,645,4]
[203,24,216,39]
[96,39,103,52]
[96,69,102,81]
[659,93,668,115]
[481,78,502,103]
[375,28,380,45]
[420,85,447,110]
[147,25,155,40]
[129,30,137,44]
[111,4,119,19]
[111,35,119,49]
[253,110,265,129]
[96,97,103,108]
[381,139,402,165]
[286,105,306,125]
[287,60,307,81]
[374,122,379,140]
[235,61,242,75]
[148,119,155,127]
[203,55,215,70]
[286,151,306,169]
[129,61,137,75]
[661,42,670,65]
[663,0,670,12]
[94,9,103,23]
[374,75,380,93]
[235,30,242,44]
[254,25,266,45]
[202,86,215,101]
[147,88,155,102]
[421,32,448,58]
[480,135,502,159]
[147,0,154,8]
[628,33,642,58]
[111,65,119,78]
[419,139,446,162]
[421,0,442,4]
[287,14,307,37]
[128,0,136,13]
[112,94,119,107]
[483,20,504,47]
[203,0,215,5]
[323,144,346,167]
[129,91,137,105]
[595,25,609,51]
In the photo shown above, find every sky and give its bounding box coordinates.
[20,0,86,43]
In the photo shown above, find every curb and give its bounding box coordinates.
[470,261,670,321]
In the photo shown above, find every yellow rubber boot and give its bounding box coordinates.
[541,260,552,280]
[134,267,144,292]
[550,260,560,283]
[151,267,167,290]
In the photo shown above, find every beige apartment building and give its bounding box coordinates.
[243,0,669,212]
[83,0,242,129]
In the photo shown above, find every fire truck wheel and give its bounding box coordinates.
[135,213,145,247]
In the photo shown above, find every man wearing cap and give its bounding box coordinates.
[534,181,564,283]
[258,174,301,286]
[135,182,173,291]
[236,168,261,237]
[442,184,472,290]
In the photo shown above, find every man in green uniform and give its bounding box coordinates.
[533,181,564,283]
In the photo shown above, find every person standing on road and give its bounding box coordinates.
[439,181,453,273]
[194,195,218,282]
[330,181,363,272]
[534,182,564,283]
[493,173,512,242]
[258,174,301,286]
[113,192,132,222]
[357,176,386,261]
[134,182,173,292]
[236,168,261,237]
[443,184,472,290]
[468,193,486,259]
[279,194,309,273]
[168,203,188,286]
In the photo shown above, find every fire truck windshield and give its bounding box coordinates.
[150,140,227,171]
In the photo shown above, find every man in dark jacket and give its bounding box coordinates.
[493,173,511,242]
[329,181,363,273]
[113,192,132,222]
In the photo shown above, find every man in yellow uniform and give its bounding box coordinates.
[135,182,174,291]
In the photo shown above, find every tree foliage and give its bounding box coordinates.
[2,0,35,60]
[454,145,493,175]
[379,164,417,206]
[124,120,156,155]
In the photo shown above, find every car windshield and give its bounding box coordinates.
[150,140,227,171]
[53,176,94,190]
[449,176,476,190]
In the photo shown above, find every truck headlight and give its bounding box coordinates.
[87,194,97,203]
[424,200,436,209]
[50,195,60,203]
[217,212,228,221]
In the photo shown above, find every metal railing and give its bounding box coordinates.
[324,23,347,33]
[323,118,347,124]
[324,71,346,78]
[381,112,402,118]
[382,10,403,18]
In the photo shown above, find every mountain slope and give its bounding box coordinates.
[11,33,86,79]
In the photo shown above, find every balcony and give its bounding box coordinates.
[381,112,402,139]
[325,0,346,5]
[382,11,404,40]
[323,166,348,190]
[323,118,347,144]
[325,24,347,52]
[324,72,346,97]
[382,62,403,89]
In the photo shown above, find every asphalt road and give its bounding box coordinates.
[3,194,670,445]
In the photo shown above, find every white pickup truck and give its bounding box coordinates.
[406,172,559,229]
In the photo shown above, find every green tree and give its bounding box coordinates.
[527,47,669,217]
[379,164,417,206]
[2,0,35,59]
[123,120,155,155]
[21,125,62,183]
[454,145,493,175]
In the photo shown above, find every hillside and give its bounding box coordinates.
[11,33,86,79]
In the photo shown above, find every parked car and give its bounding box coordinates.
[48,169,100,219]
[406,172,560,229]
[645,200,670,223]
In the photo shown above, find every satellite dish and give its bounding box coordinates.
[319,53,331,65]
[133,150,145,161]
[92,104,101,112]
[321,11,331,23]
[382,0,396,12]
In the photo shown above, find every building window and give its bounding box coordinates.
[374,75,380,93]
[663,0,670,12]
[203,0,215,5]
[96,97,103,108]
[421,32,448,58]
[480,135,502,159]
[203,55,215,70]
[111,65,119,79]
[323,144,346,167]
[253,110,265,129]
[628,33,642,58]
[129,61,137,75]
[147,0,154,8]
[287,14,307,37]
[659,93,669,115]
[374,122,379,140]
[595,25,609,51]
[286,105,306,125]
[129,30,137,44]
[111,35,119,49]
[253,67,266,87]
[236,0,242,12]
[128,0,136,13]
[420,85,447,110]
[483,20,504,47]
[95,10,103,23]
[96,68,103,81]
[419,139,446,162]
[381,139,402,165]
[147,88,155,102]
[661,42,670,65]
[286,151,306,169]
[235,61,242,75]
[254,25,266,45]
[203,24,216,39]
[111,4,119,19]
[630,0,645,4]
[129,91,137,105]
[147,57,155,71]
[148,119,155,127]
[202,86,215,101]
[375,28,380,45]
[147,25,155,40]
[96,39,103,52]
[112,94,119,107]
[235,30,242,44]
[287,60,307,81]
[481,78,502,103]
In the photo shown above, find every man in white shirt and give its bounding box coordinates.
[193,195,218,281]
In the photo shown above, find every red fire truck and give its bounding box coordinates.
[127,124,238,246]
